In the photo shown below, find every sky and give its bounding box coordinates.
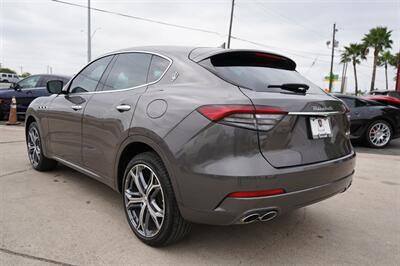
[0,0,399,93]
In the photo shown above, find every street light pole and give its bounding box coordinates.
[227,0,235,49]
[328,23,337,92]
[87,0,91,63]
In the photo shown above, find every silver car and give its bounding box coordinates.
[25,46,355,246]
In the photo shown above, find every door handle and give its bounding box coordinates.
[71,105,82,111]
[116,104,131,112]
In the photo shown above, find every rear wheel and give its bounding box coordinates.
[365,120,392,148]
[122,152,191,246]
[27,122,57,171]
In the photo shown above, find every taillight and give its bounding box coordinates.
[227,188,285,198]
[197,105,287,131]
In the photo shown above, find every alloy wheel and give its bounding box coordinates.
[124,164,165,238]
[27,126,41,167]
[369,122,391,147]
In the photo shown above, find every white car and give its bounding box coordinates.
[0,73,20,83]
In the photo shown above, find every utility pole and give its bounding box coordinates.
[328,23,337,92]
[20,66,23,75]
[87,0,91,62]
[227,0,235,49]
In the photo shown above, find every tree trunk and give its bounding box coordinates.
[370,48,379,91]
[385,63,388,91]
[353,60,358,96]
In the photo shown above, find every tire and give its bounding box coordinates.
[122,152,191,246]
[365,120,392,148]
[27,122,57,171]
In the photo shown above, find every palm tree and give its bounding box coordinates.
[389,52,399,67]
[378,51,394,91]
[362,27,393,91]
[341,43,366,95]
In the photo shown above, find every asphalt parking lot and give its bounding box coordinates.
[0,125,399,265]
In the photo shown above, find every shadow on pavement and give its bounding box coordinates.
[353,138,400,156]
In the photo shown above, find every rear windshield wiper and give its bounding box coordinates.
[267,83,309,93]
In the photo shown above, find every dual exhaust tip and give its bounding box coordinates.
[241,210,278,224]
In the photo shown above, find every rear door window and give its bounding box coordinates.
[199,52,323,94]
[102,53,152,91]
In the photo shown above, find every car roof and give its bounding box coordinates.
[105,45,293,64]
[28,74,71,79]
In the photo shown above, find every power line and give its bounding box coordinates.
[51,0,225,37]
[50,0,378,70]
[51,0,333,57]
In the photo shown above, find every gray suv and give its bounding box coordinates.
[25,46,355,246]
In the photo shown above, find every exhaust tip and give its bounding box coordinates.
[241,213,260,224]
[259,210,278,222]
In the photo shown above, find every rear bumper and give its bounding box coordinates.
[177,153,355,225]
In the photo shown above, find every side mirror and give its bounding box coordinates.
[46,80,64,94]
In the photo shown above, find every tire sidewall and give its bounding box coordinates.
[122,153,175,245]
[27,122,45,169]
[365,120,392,148]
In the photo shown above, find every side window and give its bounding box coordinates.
[69,56,112,93]
[18,76,41,88]
[355,99,367,107]
[341,97,356,108]
[37,76,59,88]
[147,55,170,83]
[1,74,6,77]
[102,53,152,91]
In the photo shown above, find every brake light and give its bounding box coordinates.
[227,188,285,198]
[197,105,287,131]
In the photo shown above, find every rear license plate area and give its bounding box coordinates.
[309,117,332,139]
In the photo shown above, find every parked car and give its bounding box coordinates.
[0,73,19,83]
[334,94,400,148]
[0,74,70,119]
[369,90,400,98]
[25,46,355,246]
[364,95,400,108]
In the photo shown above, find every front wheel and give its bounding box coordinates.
[122,152,191,246]
[27,122,57,171]
[365,120,392,148]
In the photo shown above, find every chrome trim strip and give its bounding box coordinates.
[288,111,343,116]
[62,50,173,95]
[53,156,101,179]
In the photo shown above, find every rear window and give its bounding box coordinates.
[199,52,323,94]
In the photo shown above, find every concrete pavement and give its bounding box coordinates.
[0,125,399,265]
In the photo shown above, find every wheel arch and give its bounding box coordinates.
[368,116,395,133]
[114,130,183,204]
[25,113,51,157]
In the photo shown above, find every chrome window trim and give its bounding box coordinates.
[63,51,173,95]
[288,111,343,116]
